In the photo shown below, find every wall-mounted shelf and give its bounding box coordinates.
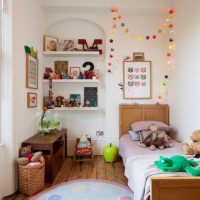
[43,51,100,56]
[48,107,99,111]
[43,79,100,83]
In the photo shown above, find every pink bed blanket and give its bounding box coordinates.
[119,134,183,164]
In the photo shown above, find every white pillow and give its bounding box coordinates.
[128,130,140,141]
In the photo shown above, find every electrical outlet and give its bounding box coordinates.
[96,131,104,136]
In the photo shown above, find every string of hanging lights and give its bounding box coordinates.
[108,7,175,102]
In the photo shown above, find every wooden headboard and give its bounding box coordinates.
[119,104,169,137]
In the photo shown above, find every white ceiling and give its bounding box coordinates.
[41,0,172,15]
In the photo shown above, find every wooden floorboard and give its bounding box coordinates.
[2,156,127,200]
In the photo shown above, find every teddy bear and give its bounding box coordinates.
[17,145,43,166]
[138,124,161,148]
[182,130,200,155]
[150,130,173,150]
[138,124,173,150]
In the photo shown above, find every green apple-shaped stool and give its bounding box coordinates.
[103,143,119,163]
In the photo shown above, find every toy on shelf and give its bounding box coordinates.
[78,39,89,51]
[54,73,62,79]
[77,71,84,79]
[84,71,93,79]
[55,96,64,107]
[43,67,53,79]
[61,72,68,79]
[17,145,43,166]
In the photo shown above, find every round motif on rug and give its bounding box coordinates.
[31,180,134,200]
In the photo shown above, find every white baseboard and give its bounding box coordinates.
[67,139,119,156]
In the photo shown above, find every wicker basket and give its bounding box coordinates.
[18,160,45,196]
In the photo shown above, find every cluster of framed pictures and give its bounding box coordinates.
[26,53,38,108]
[44,36,76,51]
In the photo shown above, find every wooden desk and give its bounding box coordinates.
[22,129,67,183]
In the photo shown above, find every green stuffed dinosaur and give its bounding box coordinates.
[154,155,200,176]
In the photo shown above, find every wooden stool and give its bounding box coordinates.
[74,138,93,166]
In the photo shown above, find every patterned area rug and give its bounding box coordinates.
[31,179,134,200]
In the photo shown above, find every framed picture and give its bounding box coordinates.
[57,39,75,51]
[27,92,37,108]
[54,61,68,74]
[84,87,98,107]
[133,52,145,61]
[123,61,151,99]
[70,67,80,77]
[43,36,58,51]
[26,54,38,89]
[93,69,99,79]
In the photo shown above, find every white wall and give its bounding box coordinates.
[0,0,45,197]
[169,0,200,142]
[16,0,45,144]
[42,0,170,154]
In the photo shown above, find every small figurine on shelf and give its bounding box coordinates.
[77,71,84,79]
[61,72,69,79]
[85,100,91,107]
[62,98,69,107]
[84,70,93,79]
[54,73,61,79]
[43,67,53,79]
[55,96,64,107]
[92,72,97,80]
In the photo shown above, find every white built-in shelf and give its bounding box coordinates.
[48,107,99,111]
[43,79,100,83]
[43,51,100,56]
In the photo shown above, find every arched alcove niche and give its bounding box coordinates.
[44,18,106,155]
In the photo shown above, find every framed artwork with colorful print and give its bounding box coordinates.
[27,92,37,108]
[123,61,151,99]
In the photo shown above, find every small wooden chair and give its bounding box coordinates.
[74,137,93,166]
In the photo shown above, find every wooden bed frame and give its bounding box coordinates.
[119,104,200,200]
